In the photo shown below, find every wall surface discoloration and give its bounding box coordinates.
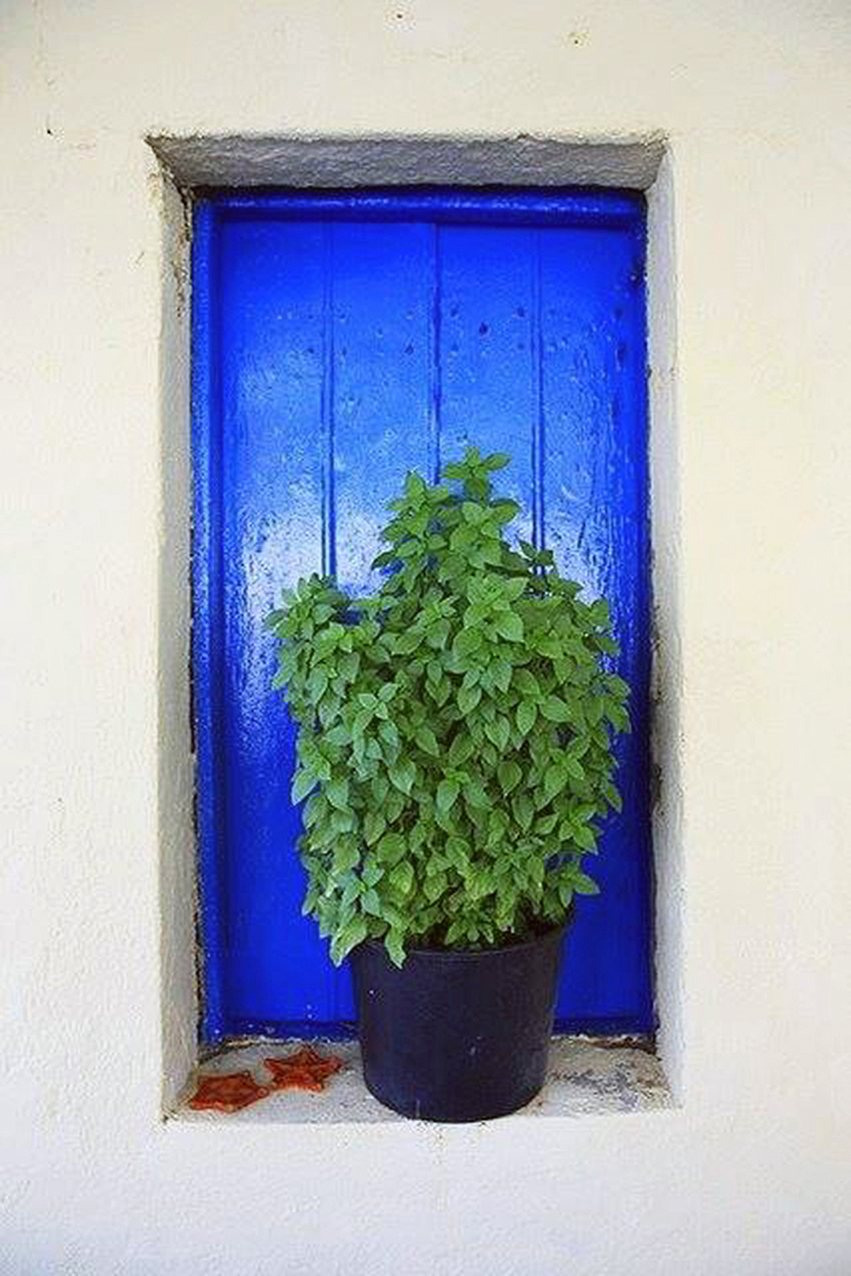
[149,133,666,190]
[2,1,851,1273]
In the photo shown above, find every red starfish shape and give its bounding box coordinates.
[189,1070,270,1113]
[264,1046,344,1093]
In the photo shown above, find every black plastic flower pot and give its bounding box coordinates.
[350,921,569,1122]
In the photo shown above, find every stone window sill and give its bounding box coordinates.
[169,1037,672,1125]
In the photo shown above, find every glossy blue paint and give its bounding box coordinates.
[208,188,643,228]
[192,188,653,1043]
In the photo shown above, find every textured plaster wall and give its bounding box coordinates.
[1,3,850,1274]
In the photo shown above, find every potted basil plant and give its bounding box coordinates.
[268,447,629,1121]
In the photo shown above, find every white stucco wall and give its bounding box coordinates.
[2,3,850,1273]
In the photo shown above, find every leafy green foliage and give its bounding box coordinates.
[267,447,630,967]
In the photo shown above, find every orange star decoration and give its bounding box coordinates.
[187,1047,344,1113]
[264,1045,344,1093]
[189,1070,270,1113]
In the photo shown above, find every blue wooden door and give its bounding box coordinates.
[193,189,653,1042]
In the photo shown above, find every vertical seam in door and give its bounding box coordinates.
[321,223,337,577]
[429,222,443,483]
[531,228,546,555]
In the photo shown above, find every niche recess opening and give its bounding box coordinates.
[151,135,681,1119]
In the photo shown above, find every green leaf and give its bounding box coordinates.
[362,861,384,887]
[495,613,524,643]
[445,837,470,870]
[606,703,631,732]
[607,673,630,699]
[409,819,429,853]
[516,701,537,736]
[589,598,610,626]
[491,659,512,694]
[462,500,487,524]
[453,627,483,657]
[361,888,382,915]
[457,683,482,715]
[535,635,562,659]
[604,781,623,813]
[512,791,535,832]
[332,841,360,873]
[544,762,568,802]
[414,725,440,756]
[437,779,459,814]
[432,676,451,707]
[484,451,510,471]
[565,755,585,782]
[330,810,355,835]
[484,715,510,752]
[363,810,386,846]
[325,777,349,811]
[434,806,456,835]
[501,576,526,602]
[385,788,405,825]
[497,759,522,796]
[389,759,416,795]
[449,732,475,766]
[307,667,329,701]
[338,652,360,681]
[573,870,599,895]
[376,832,406,864]
[557,878,574,909]
[573,824,598,852]
[425,618,451,650]
[491,500,520,525]
[394,629,422,655]
[540,695,571,723]
[467,867,492,901]
[303,793,325,828]
[389,862,414,896]
[291,768,316,804]
[423,872,447,902]
[330,916,367,966]
[384,929,406,968]
[514,668,539,697]
[464,776,489,809]
[405,470,427,501]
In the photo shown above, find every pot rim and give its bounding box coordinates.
[357,912,571,963]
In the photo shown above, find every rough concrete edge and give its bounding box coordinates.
[647,149,685,1102]
[150,129,675,1119]
[153,149,200,1116]
[167,1037,673,1129]
[147,131,666,191]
